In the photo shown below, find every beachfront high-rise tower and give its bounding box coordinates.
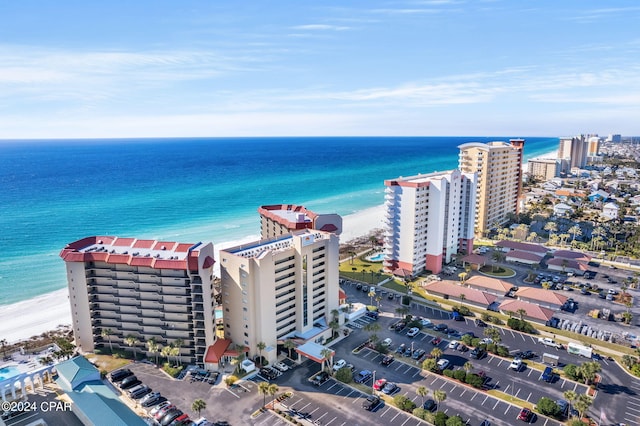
[60,236,216,365]
[458,139,525,237]
[382,169,477,277]
[218,229,340,365]
[258,204,342,239]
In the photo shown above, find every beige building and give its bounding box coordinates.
[218,229,340,365]
[59,236,216,365]
[458,140,525,236]
[527,157,558,181]
[258,204,342,239]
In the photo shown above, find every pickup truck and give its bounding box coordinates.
[538,337,562,349]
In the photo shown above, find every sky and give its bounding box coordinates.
[1,0,639,139]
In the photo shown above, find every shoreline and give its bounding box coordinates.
[0,204,386,344]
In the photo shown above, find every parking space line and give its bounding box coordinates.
[526,392,532,401]
[316,412,328,422]
[299,402,311,411]
[412,369,422,378]
[504,404,510,415]
[390,411,401,422]
[224,388,240,399]
[309,407,320,415]
[482,395,489,405]
[343,390,355,399]
[400,416,412,426]
[470,392,477,401]
[325,416,337,425]
[403,365,413,374]
[395,363,404,371]
[327,382,338,391]
[351,395,362,404]
[492,399,500,410]
[459,389,466,397]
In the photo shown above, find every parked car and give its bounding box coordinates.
[509,358,522,371]
[141,393,164,408]
[436,359,450,370]
[382,338,392,347]
[381,355,394,366]
[273,362,289,372]
[333,359,347,371]
[475,319,487,327]
[403,346,413,357]
[110,368,133,382]
[430,337,442,345]
[381,382,398,395]
[470,347,486,359]
[354,370,373,384]
[312,371,330,386]
[406,327,420,337]
[130,385,152,399]
[362,395,381,411]
[159,409,183,426]
[412,349,425,360]
[540,366,554,383]
[372,378,387,391]
[422,399,436,411]
[420,318,432,327]
[434,323,448,332]
[395,343,406,354]
[448,340,459,350]
[457,344,468,352]
[120,375,141,390]
[517,408,534,422]
[515,350,535,359]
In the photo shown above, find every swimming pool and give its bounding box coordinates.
[0,366,20,381]
[367,252,385,262]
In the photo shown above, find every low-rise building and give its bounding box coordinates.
[464,275,514,297]
[423,280,497,309]
[498,299,556,324]
[514,287,568,309]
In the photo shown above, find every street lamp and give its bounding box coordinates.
[372,370,376,394]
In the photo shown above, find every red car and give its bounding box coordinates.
[430,337,442,345]
[372,378,387,391]
[517,408,533,422]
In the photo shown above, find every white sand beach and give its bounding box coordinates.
[0,205,386,344]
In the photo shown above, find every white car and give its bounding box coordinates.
[509,358,522,371]
[382,338,392,347]
[436,359,450,370]
[406,327,420,338]
[333,359,347,371]
[448,340,459,350]
[480,338,493,345]
[420,318,432,327]
[273,362,289,372]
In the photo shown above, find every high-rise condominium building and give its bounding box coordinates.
[219,229,340,365]
[60,236,216,365]
[258,204,342,239]
[382,169,477,276]
[528,157,558,181]
[458,139,525,236]
[558,135,592,173]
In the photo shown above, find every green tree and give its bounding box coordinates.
[368,288,376,305]
[146,338,160,365]
[537,396,561,417]
[364,322,381,344]
[516,308,527,320]
[430,348,443,360]
[563,390,578,418]
[334,367,353,383]
[573,394,593,419]
[329,319,340,338]
[258,381,270,408]
[416,386,429,406]
[100,328,113,353]
[490,251,506,272]
[578,361,601,385]
[161,345,172,364]
[568,225,582,241]
[320,348,334,372]
[445,416,465,426]
[422,358,437,372]
[256,341,266,365]
[483,327,501,343]
[191,398,207,417]
[463,361,473,374]
[433,390,447,411]
[174,338,184,365]
[267,383,279,409]
[124,334,138,360]
[395,306,409,318]
[283,339,296,359]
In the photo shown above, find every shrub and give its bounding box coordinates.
[374,343,389,354]
[452,370,466,381]
[393,395,416,412]
[495,345,510,357]
[443,369,454,378]
[460,335,473,346]
[564,364,581,381]
[489,316,503,325]
[537,396,562,418]
[422,358,438,372]
[162,362,184,378]
[464,373,484,388]
[224,375,238,387]
[507,318,536,334]
[445,415,465,426]
[335,367,353,383]
[434,411,449,426]
[631,363,640,377]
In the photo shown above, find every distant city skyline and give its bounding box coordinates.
[1,0,639,139]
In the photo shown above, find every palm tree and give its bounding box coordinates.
[170,346,180,366]
[363,322,381,344]
[458,272,468,284]
[416,386,429,406]
[568,225,582,242]
[490,251,506,272]
[483,327,501,343]
[563,390,578,418]
[191,398,207,417]
[256,341,266,365]
[368,289,376,306]
[320,348,334,372]
[430,348,443,360]
[458,293,466,307]
[516,308,527,321]
[574,394,593,419]
[329,319,340,339]
[433,390,447,411]
[544,221,557,239]
[146,338,159,364]
[578,361,601,385]
[124,334,138,360]
[100,329,113,353]
[161,345,172,364]
[267,383,279,409]
[283,339,296,359]
[395,306,409,318]
[0,339,6,360]
[258,381,270,408]
[369,235,378,249]
[174,338,184,365]
[375,295,382,308]
[349,251,357,265]
[463,361,473,374]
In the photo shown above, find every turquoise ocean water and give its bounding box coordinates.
[0,136,558,306]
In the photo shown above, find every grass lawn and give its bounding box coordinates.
[479,265,516,277]
[86,354,132,373]
[339,251,386,284]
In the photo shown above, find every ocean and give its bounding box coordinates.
[0,136,558,306]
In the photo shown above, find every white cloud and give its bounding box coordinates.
[291,24,351,31]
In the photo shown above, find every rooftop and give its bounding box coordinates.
[423,280,498,305]
[225,229,328,258]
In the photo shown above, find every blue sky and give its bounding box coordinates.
[1,0,639,138]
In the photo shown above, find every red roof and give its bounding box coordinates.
[465,275,514,293]
[204,339,232,363]
[496,240,548,254]
[424,280,497,305]
[460,254,487,264]
[505,250,544,262]
[498,299,556,322]
[203,256,215,269]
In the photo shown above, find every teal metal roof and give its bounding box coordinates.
[67,388,147,426]
[55,356,100,392]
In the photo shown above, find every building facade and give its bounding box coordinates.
[382,169,476,276]
[218,229,340,365]
[258,204,342,239]
[458,140,525,236]
[527,157,558,180]
[60,236,216,365]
